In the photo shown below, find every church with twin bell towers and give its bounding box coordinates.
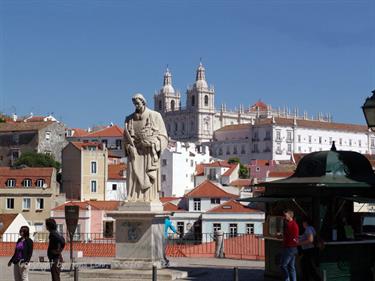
[154,63,331,143]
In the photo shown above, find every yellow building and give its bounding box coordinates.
[62,142,108,201]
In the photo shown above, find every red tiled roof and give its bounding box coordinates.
[108,163,127,180]
[70,128,89,137]
[52,200,120,211]
[207,200,259,213]
[230,179,253,187]
[185,180,238,198]
[250,100,268,111]
[160,197,181,203]
[0,214,18,235]
[86,125,123,138]
[195,164,205,176]
[204,160,233,168]
[70,141,104,150]
[222,164,239,177]
[255,117,368,133]
[163,202,183,211]
[0,167,54,188]
[0,121,54,132]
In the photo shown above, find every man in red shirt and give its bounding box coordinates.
[280,209,299,281]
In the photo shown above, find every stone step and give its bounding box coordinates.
[77,268,188,280]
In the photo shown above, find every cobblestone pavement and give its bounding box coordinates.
[0,257,265,281]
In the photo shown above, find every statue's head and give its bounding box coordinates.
[132,93,147,113]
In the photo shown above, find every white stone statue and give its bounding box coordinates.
[124,93,168,202]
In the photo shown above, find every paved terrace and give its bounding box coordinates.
[0,257,265,281]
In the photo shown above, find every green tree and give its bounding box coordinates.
[14,151,61,170]
[227,157,249,179]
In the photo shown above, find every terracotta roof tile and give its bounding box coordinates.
[207,200,259,213]
[70,141,104,150]
[230,179,253,187]
[185,180,238,198]
[86,125,124,138]
[195,164,205,176]
[222,164,238,177]
[108,163,127,180]
[70,128,89,137]
[0,121,54,132]
[0,167,54,188]
[0,214,18,235]
[163,202,183,211]
[160,197,181,203]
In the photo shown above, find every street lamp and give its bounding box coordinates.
[362,89,375,129]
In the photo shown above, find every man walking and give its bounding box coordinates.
[46,218,65,281]
[280,210,299,281]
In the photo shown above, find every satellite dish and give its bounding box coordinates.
[42,183,48,190]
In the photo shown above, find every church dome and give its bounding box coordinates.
[161,84,175,94]
[194,79,208,89]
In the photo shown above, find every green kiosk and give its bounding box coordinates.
[242,145,375,281]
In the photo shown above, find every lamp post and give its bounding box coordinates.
[362,89,375,129]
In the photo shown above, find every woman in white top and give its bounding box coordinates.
[299,217,322,281]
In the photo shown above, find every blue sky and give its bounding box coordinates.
[0,0,374,128]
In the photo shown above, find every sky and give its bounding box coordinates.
[0,0,374,128]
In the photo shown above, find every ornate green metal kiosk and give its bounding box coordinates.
[242,145,375,281]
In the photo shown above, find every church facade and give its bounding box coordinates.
[154,63,331,143]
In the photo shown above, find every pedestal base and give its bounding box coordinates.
[108,202,170,270]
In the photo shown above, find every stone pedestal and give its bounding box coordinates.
[108,201,169,270]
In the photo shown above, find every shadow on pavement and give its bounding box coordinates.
[173,266,265,281]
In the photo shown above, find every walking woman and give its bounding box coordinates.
[8,226,33,281]
[299,217,322,281]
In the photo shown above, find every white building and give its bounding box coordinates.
[106,163,127,201]
[0,213,35,242]
[154,63,330,143]
[160,141,211,197]
[195,160,240,187]
[209,117,375,162]
[163,180,264,242]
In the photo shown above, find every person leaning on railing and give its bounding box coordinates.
[8,226,33,281]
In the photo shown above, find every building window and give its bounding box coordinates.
[23,179,32,188]
[91,161,97,174]
[193,198,201,211]
[208,168,216,181]
[11,149,20,161]
[23,198,31,210]
[162,159,167,166]
[170,100,176,111]
[177,222,184,235]
[6,198,14,209]
[191,95,195,107]
[116,139,122,148]
[359,140,362,147]
[349,139,352,146]
[339,138,343,146]
[287,131,292,141]
[241,145,246,154]
[297,135,301,142]
[276,144,282,154]
[204,95,209,106]
[45,131,51,141]
[233,146,238,154]
[329,137,333,144]
[162,174,166,182]
[265,131,271,140]
[319,137,322,144]
[112,184,117,191]
[91,181,97,193]
[246,223,255,234]
[36,179,45,188]
[226,146,230,155]
[174,122,178,132]
[36,198,44,210]
[213,223,221,233]
[6,179,16,188]
[287,144,292,153]
[229,223,238,237]
[371,138,375,148]
[104,221,114,238]
[57,224,64,234]
[308,136,312,143]
[298,146,301,152]
[219,147,223,155]
[88,146,96,151]
[211,198,220,205]
[190,159,194,167]
[276,130,281,141]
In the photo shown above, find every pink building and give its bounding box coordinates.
[51,200,120,241]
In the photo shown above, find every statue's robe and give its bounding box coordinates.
[124,108,168,202]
